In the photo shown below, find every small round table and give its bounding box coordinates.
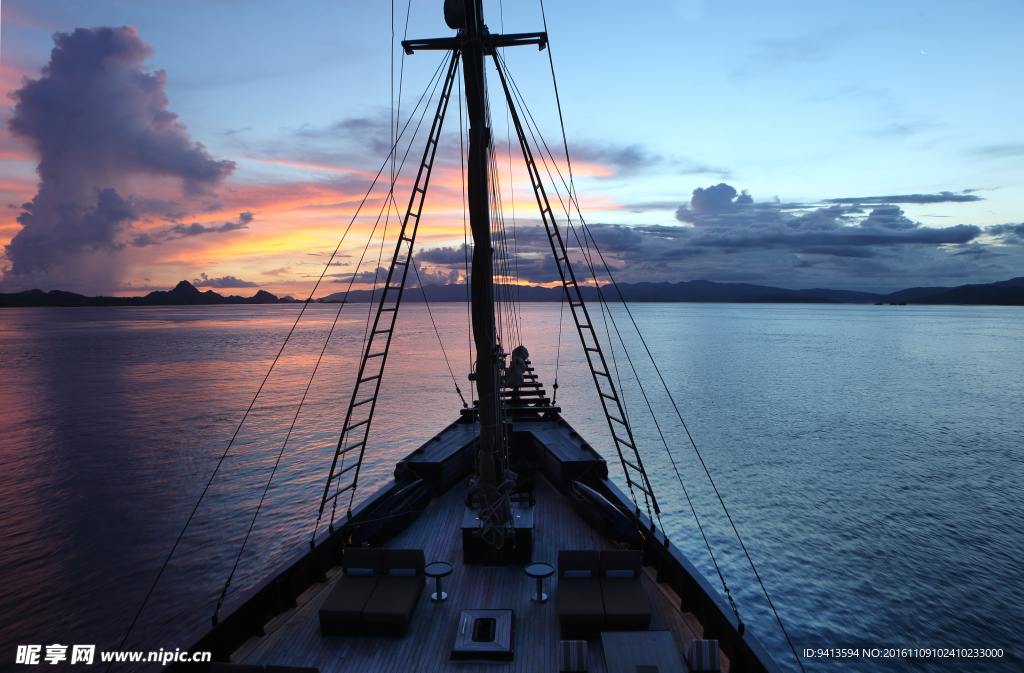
[424,561,453,602]
[525,562,554,603]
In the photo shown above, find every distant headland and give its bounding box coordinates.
[0,280,296,307]
[2,277,1023,307]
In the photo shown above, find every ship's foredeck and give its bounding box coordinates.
[229,474,726,672]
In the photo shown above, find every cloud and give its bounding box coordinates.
[675,183,793,227]
[568,142,661,175]
[824,191,982,205]
[987,223,1024,243]
[415,244,472,265]
[412,264,462,286]
[261,266,292,277]
[130,232,161,248]
[167,220,245,238]
[131,211,254,245]
[328,266,391,284]
[389,182,1000,290]
[973,143,1024,158]
[192,273,259,288]
[2,25,235,290]
[857,205,918,230]
[6,188,137,264]
[566,140,728,178]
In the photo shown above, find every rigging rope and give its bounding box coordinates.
[410,250,468,407]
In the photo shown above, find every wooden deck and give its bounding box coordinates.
[231,474,725,672]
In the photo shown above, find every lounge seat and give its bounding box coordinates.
[318,547,383,635]
[599,550,651,629]
[361,549,426,634]
[557,549,652,638]
[318,547,425,636]
[557,551,604,639]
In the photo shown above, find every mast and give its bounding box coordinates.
[402,0,547,549]
[459,0,508,539]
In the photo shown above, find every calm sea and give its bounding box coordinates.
[1,303,1020,671]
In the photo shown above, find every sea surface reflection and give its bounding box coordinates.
[0,303,1020,671]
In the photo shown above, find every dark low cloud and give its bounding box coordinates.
[987,223,1024,243]
[415,244,472,265]
[569,142,662,175]
[411,264,461,287]
[2,25,235,291]
[824,191,982,205]
[129,211,254,247]
[167,220,245,238]
[6,188,137,267]
[858,205,917,229]
[192,273,259,288]
[328,266,390,284]
[130,232,161,248]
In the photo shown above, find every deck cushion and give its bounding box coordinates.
[604,569,633,579]
[688,639,721,671]
[558,640,588,672]
[598,549,650,626]
[346,567,374,576]
[318,575,381,626]
[557,577,605,625]
[599,575,651,626]
[361,575,424,627]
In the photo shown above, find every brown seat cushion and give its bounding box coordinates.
[361,575,424,626]
[557,577,605,625]
[600,576,651,626]
[319,575,381,624]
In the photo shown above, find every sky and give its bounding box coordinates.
[1,0,1022,296]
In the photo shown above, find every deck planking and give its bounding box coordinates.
[232,473,727,672]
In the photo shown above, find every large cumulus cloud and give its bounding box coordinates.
[2,26,236,290]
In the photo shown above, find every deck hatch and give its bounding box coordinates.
[451,609,515,661]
